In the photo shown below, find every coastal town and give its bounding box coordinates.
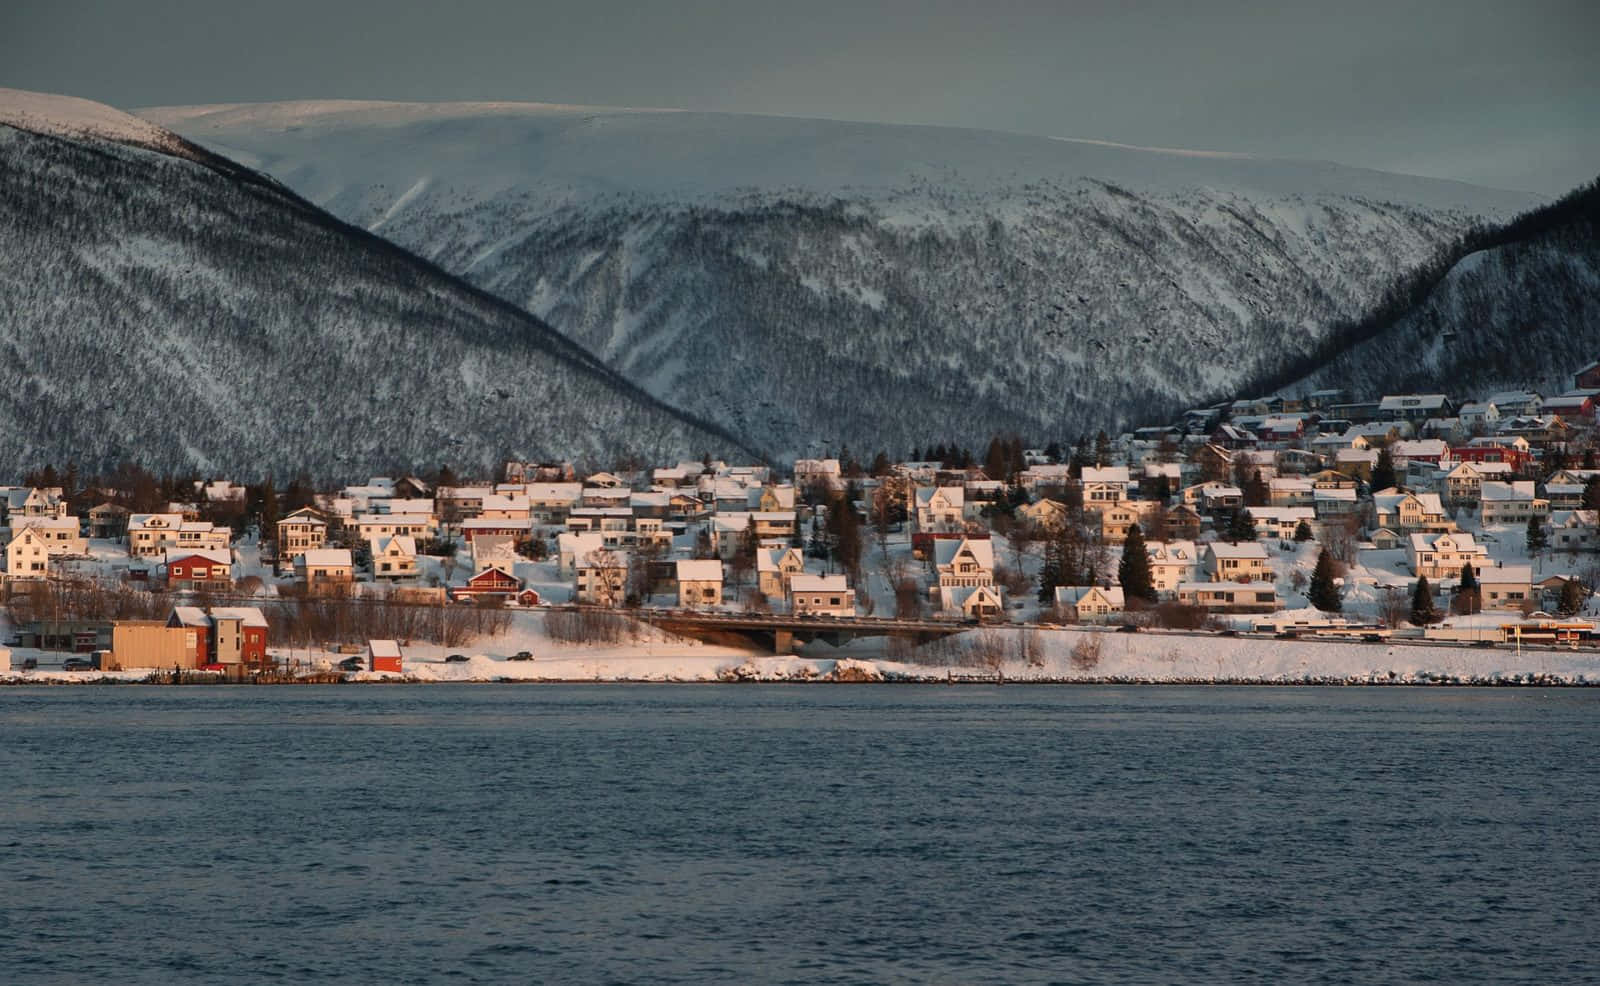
[6,367,1600,683]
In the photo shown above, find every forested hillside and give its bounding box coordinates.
[145,101,1537,454]
[0,106,748,478]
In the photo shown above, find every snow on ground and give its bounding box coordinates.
[1,88,181,151]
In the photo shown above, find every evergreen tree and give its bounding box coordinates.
[1094,430,1112,468]
[1117,523,1156,603]
[259,478,279,541]
[1293,520,1314,542]
[1526,513,1548,554]
[1584,476,1600,511]
[1455,563,1481,615]
[1307,547,1342,612]
[1037,538,1061,604]
[1558,578,1586,616]
[1410,576,1440,625]
[1371,448,1398,492]
[1228,508,1256,543]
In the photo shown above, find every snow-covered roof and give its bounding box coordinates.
[369,639,402,658]
[1206,541,1269,560]
[1480,481,1537,502]
[676,559,724,582]
[297,548,352,567]
[1081,466,1130,484]
[1054,585,1125,607]
[933,537,995,571]
[163,547,231,566]
[790,574,849,592]
[210,607,268,628]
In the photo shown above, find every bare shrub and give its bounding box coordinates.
[545,609,642,645]
[1069,633,1104,672]
[1151,601,1210,630]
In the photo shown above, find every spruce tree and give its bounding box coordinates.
[1456,563,1480,615]
[1526,513,1548,554]
[1410,576,1440,625]
[1371,447,1397,492]
[1117,523,1156,603]
[1584,476,1600,511]
[1558,579,1585,616]
[1293,520,1314,542]
[1307,547,1342,613]
[1228,508,1256,543]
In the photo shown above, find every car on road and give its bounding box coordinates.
[507,651,535,661]
[444,654,470,663]
[337,656,364,672]
[62,657,95,671]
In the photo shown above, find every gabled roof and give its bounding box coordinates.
[297,548,352,567]
[1206,541,1269,560]
[933,536,995,571]
[676,559,724,582]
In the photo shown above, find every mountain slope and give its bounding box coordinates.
[0,92,749,478]
[1255,178,1600,400]
[143,100,1540,452]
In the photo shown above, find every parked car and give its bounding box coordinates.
[444,654,470,663]
[508,651,535,662]
[62,657,94,671]
[21,657,38,670]
[337,656,364,672]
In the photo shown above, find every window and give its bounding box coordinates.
[830,597,842,606]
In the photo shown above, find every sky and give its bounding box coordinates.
[3,0,1595,195]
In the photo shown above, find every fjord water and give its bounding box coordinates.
[3,686,1595,984]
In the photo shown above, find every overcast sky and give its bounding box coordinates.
[4,0,1594,195]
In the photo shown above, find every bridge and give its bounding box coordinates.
[642,610,975,654]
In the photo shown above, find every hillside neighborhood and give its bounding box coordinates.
[6,366,1600,680]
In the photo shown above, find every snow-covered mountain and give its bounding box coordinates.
[1266,178,1600,400]
[142,100,1541,453]
[0,91,748,478]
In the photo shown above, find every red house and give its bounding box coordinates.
[165,550,232,592]
[1451,444,1535,473]
[454,566,522,601]
[1542,392,1597,422]
[166,605,269,668]
[1576,361,1600,390]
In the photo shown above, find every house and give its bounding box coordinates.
[294,548,355,591]
[1312,487,1360,520]
[1176,581,1279,614]
[4,486,68,522]
[1017,498,1071,531]
[1209,423,1258,450]
[1389,439,1451,468]
[1257,416,1306,444]
[1334,448,1378,482]
[168,606,269,668]
[1477,565,1535,611]
[275,508,328,569]
[675,559,724,608]
[5,526,50,578]
[525,483,585,525]
[1453,439,1535,473]
[1145,540,1201,598]
[1370,528,1406,550]
[1478,481,1549,526]
[1407,532,1489,581]
[1248,507,1316,541]
[557,531,606,575]
[1203,542,1272,583]
[1379,394,1453,423]
[1550,511,1600,552]
[1166,504,1205,540]
[1054,585,1125,624]
[793,459,843,488]
[1082,466,1131,504]
[1444,461,1515,508]
[1309,469,1359,491]
[370,535,419,581]
[1541,391,1598,422]
[756,547,806,598]
[1458,402,1501,428]
[575,550,628,606]
[354,513,438,544]
[914,486,967,533]
[1486,391,1543,418]
[1370,490,1453,533]
[1267,477,1315,508]
[940,583,1006,621]
[455,566,523,602]
[165,549,233,592]
[788,574,856,616]
[127,513,186,558]
[930,536,995,590]
[88,502,131,539]
[1094,500,1153,544]
[10,516,86,556]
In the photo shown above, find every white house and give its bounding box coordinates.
[1054,585,1125,623]
[1478,481,1548,526]
[1145,540,1201,598]
[371,535,420,581]
[788,574,856,616]
[675,559,725,608]
[756,547,807,598]
[914,486,967,533]
[1407,532,1489,581]
[1081,466,1131,504]
[5,525,50,578]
